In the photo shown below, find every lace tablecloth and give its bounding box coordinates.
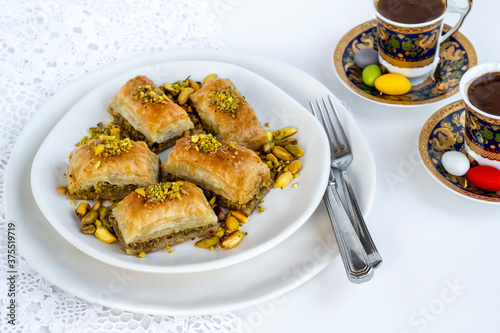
[0,1,244,332]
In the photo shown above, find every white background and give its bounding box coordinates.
[215,0,500,332]
[3,0,499,332]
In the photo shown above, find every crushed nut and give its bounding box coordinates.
[134,84,168,104]
[135,182,188,203]
[208,88,241,116]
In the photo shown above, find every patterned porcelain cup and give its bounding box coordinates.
[372,0,472,78]
[460,62,500,169]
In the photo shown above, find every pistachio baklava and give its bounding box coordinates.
[110,181,218,255]
[163,134,272,215]
[108,75,194,153]
[66,138,160,201]
[189,78,268,151]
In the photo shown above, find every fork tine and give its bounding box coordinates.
[309,101,336,157]
[319,98,344,153]
[327,95,348,151]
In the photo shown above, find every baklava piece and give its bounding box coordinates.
[108,75,194,153]
[110,181,218,255]
[189,78,268,151]
[163,134,272,215]
[66,139,160,201]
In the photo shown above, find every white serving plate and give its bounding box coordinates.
[30,60,331,274]
[6,49,376,315]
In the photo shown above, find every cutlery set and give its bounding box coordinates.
[310,96,382,283]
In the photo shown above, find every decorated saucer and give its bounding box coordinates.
[333,20,477,106]
[418,100,500,203]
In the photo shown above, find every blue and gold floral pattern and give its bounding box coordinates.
[419,100,500,203]
[377,19,442,69]
[333,20,477,106]
[464,105,500,162]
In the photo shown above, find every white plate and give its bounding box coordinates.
[6,49,376,315]
[30,60,330,274]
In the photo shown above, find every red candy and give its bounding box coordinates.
[466,166,500,192]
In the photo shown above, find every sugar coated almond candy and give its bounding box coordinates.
[362,64,382,87]
[354,49,380,69]
[466,165,500,192]
[374,74,411,95]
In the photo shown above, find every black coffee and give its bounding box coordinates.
[468,72,500,117]
[376,0,446,24]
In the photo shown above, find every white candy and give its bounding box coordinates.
[441,151,470,176]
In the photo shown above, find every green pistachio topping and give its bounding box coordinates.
[190,134,222,153]
[135,182,188,202]
[91,137,133,157]
[75,122,121,147]
[134,84,168,104]
[208,88,240,116]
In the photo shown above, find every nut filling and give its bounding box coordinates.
[205,182,272,216]
[109,213,218,255]
[68,182,141,202]
[67,158,161,201]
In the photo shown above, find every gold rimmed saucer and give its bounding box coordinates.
[333,20,477,106]
[418,100,500,203]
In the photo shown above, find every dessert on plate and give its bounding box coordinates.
[108,75,194,153]
[109,181,218,255]
[190,77,267,151]
[65,138,160,201]
[163,134,272,215]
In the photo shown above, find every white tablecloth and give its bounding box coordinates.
[2,0,500,332]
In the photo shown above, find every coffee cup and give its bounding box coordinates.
[372,0,472,78]
[460,62,500,169]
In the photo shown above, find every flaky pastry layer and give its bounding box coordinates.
[163,136,271,204]
[108,75,193,143]
[66,140,160,197]
[189,78,267,151]
[111,181,217,248]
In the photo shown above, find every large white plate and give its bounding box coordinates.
[6,49,376,315]
[31,60,330,274]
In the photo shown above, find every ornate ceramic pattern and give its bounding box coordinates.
[333,20,477,106]
[418,100,500,203]
[464,105,500,161]
[376,18,442,68]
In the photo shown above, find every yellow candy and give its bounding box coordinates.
[374,74,411,95]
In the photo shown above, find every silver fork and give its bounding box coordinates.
[310,102,373,283]
[311,96,383,268]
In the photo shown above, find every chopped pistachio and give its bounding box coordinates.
[135,182,188,203]
[75,122,120,147]
[190,134,222,153]
[134,84,168,104]
[56,186,67,195]
[91,138,133,157]
[208,88,241,116]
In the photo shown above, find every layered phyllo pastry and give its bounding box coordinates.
[163,134,272,215]
[189,78,267,151]
[109,181,218,255]
[108,75,194,153]
[66,138,160,201]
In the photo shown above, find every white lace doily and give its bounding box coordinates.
[0,1,243,332]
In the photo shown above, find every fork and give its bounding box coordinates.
[310,102,373,283]
[311,96,383,268]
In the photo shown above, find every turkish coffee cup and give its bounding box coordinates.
[372,0,472,78]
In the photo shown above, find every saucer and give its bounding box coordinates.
[333,20,477,106]
[418,100,500,203]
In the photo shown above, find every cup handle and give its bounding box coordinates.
[439,0,472,44]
